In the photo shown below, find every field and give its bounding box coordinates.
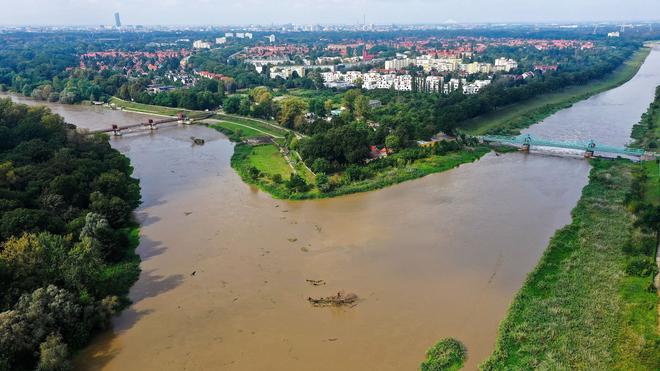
[462,47,652,135]
[208,120,276,139]
[214,114,288,137]
[244,144,293,178]
[109,97,187,116]
[482,159,660,370]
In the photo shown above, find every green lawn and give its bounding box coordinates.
[209,120,270,139]
[214,114,288,137]
[462,47,652,135]
[109,97,186,116]
[246,144,293,178]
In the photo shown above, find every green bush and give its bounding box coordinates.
[625,257,657,277]
[420,338,467,371]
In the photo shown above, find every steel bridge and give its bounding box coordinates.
[481,134,647,158]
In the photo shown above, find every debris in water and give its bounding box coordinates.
[306,279,326,286]
[190,136,205,145]
[184,211,193,216]
[308,291,358,307]
[288,238,298,242]
[300,246,309,252]
[191,271,196,276]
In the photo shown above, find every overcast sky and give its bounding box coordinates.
[1,0,658,26]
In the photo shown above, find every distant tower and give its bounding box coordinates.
[114,12,122,28]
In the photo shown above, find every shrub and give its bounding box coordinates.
[420,338,467,371]
[625,257,657,277]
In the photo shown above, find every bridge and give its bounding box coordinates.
[86,112,213,136]
[481,134,649,158]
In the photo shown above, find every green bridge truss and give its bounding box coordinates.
[481,134,646,157]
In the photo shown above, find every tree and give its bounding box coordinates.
[278,97,307,129]
[385,134,402,152]
[287,174,308,193]
[37,334,71,371]
[354,95,370,120]
[223,95,241,114]
[315,173,331,193]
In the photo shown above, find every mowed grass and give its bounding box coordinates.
[462,47,652,135]
[215,114,288,137]
[109,97,186,116]
[481,159,660,370]
[245,144,293,178]
[209,120,269,138]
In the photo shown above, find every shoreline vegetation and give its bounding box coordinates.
[462,45,652,136]
[482,89,660,370]
[0,99,143,370]
[107,95,492,200]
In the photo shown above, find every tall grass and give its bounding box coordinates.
[481,159,659,370]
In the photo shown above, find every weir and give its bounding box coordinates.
[85,112,213,136]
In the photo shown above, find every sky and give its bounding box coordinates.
[0,0,658,26]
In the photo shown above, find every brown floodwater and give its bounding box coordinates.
[4,45,656,370]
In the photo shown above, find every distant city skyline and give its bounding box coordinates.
[0,0,658,26]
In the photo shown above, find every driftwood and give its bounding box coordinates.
[190,137,205,145]
[306,279,326,286]
[308,291,358,307]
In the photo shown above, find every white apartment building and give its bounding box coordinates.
[225,32,234,38]
[193,40,212,49]
[270,66,305,79]
[322,70,488,95]
[463,80,491,94]
[384,58,413,70]
[460,62,494,74]
[494,58,518,72]
[384,56,464,73]
[266,34,276,43]
[442,78,466,94]
[215,37,227,44]
[423,76,443,93]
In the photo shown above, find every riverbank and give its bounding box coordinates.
[230,141,490,200]
[107,95,494,200]
[462,46,652,136]
[481,158,659,370]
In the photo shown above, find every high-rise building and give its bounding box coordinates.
[114,12,121,28]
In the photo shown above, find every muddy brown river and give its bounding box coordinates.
[3,46,657,370]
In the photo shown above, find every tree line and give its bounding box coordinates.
[0,99,141,370]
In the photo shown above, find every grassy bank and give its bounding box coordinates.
[481,159,659,370]
[109,96,187,116]
[230,140,489,200]
[462,47,651,136]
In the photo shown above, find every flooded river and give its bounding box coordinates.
[3,46,658,370]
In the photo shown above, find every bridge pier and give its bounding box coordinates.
[521,144,530,152]
[584,150,594,158]
[111,125,122,136]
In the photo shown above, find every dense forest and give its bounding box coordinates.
[0,99,141,370]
